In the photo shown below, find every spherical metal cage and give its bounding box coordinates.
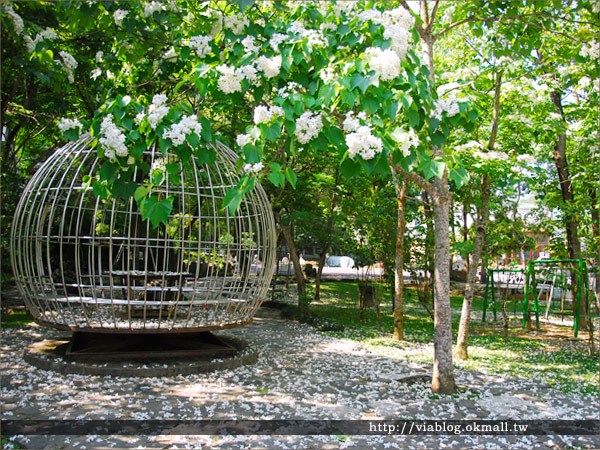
[10,136,276,333]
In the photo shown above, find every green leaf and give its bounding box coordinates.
[186,132,200,148]
[423,160,446,180]
[449,167,469,188]
[166,162,180,178]
[63,128,80,141]
[318,83,336,104]
[140,196,174,227]
[350,73,371,93]
[223,187,245,214]
[340,157,361,179]
[431,131,446,148]
[407,108,420,128]
[285,167,297,189]
[363,97,379,114]
[151,170,165,186]
[40,49,53,64]
[112,179,137,199]
[264,122,282,142]
[134,186,149,203]
[384,101,399,121]
[99,162,118,183]
[92,181,110,199]
[341,89,357,107]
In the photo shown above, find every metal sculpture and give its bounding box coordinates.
[10,136,276,334]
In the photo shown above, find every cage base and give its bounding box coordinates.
[62,331,237,361]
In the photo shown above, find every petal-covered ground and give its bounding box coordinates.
[1,307,598,449]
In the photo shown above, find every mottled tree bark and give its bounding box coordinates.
[279,218,308,315]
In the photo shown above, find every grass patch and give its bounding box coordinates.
[280,281,599,396]
[1,308,34,328]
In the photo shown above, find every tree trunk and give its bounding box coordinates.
[279,220,308,315]
[314,174,338,302]
[590,189,600,309]
[430,173,457,394]
[455,175,490,360]
[549,91,587,328]
[390,162,408,341]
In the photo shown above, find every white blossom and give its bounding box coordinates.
[343,111,361,132]
[145,94,170,129]
[4,3,24,35]
[269,33,288,51]
[455,140,484,153]
[188,35,212,57]
[243,162,264,174]
[236,134,254,148]
[57,118,83,132]
[257,55,282,78]
[25,27,58,53]
[254,105,284,124]
[276,82,300,98]
[578,76,591,89]
[295,111,323,144]
[345,125,383,160]
[320,65,336,84]
[96,51,104,63]
[241,36,259,54]
[99,115,128,160]
[151,157,167,172]
[366,47,400,81]
[239,65,260,86]
[517,154,536,165]
[59,51,78,83]
[223,13,249,34]
[163,47,177,61]
[162,115,203,147]
[394,129,419,157]
[473,150,509,162]
[113,9,128,27]
[580,41,600,59]
[143,1,164,18]
[91,68,102,80]
[216,65,244,94]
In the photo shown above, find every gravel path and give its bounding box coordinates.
[1,307,598,449]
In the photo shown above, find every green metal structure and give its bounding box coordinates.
[482,259,590,337]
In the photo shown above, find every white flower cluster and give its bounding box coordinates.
[114,9,128,27]
[358,7,414,59]
[143,1,164,18]
[59,50,77,83]
[24,27,58,53]
[473,150,509,162]
[223,13,249,34]
[139,94,169,129]
[343,111,366,132]
[256,55,282,78]
[162,114,203,147]
[99,115,128,160]
[243,162,264,174]
[269,33,288,51]
[241,36,259,54]
[295,111,323,144]
[578,76,591,89]
[319,65,336,84]
[345,125,383,160]
[287,21,327,48]
[4,3,24,35]
[433,86,463,121]
[394,129,419,157]
[236,133,255,148]
[238,65,260,86]
[276,82,301,98]
[188,35,213,57]
[151,158,167,172]
[366,47,400,81]
[96,51,104,63]
[57,118,83,132]
[151,157,167,172]
[517,154,536,165]
[253,105,284,124]
[455,140,484,153]
[580,41,599,59]
[216,65,244,93]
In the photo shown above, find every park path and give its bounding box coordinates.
[1,307,598,449]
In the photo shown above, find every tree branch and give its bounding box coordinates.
[434,12,547,41]
[388,154,434,197]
